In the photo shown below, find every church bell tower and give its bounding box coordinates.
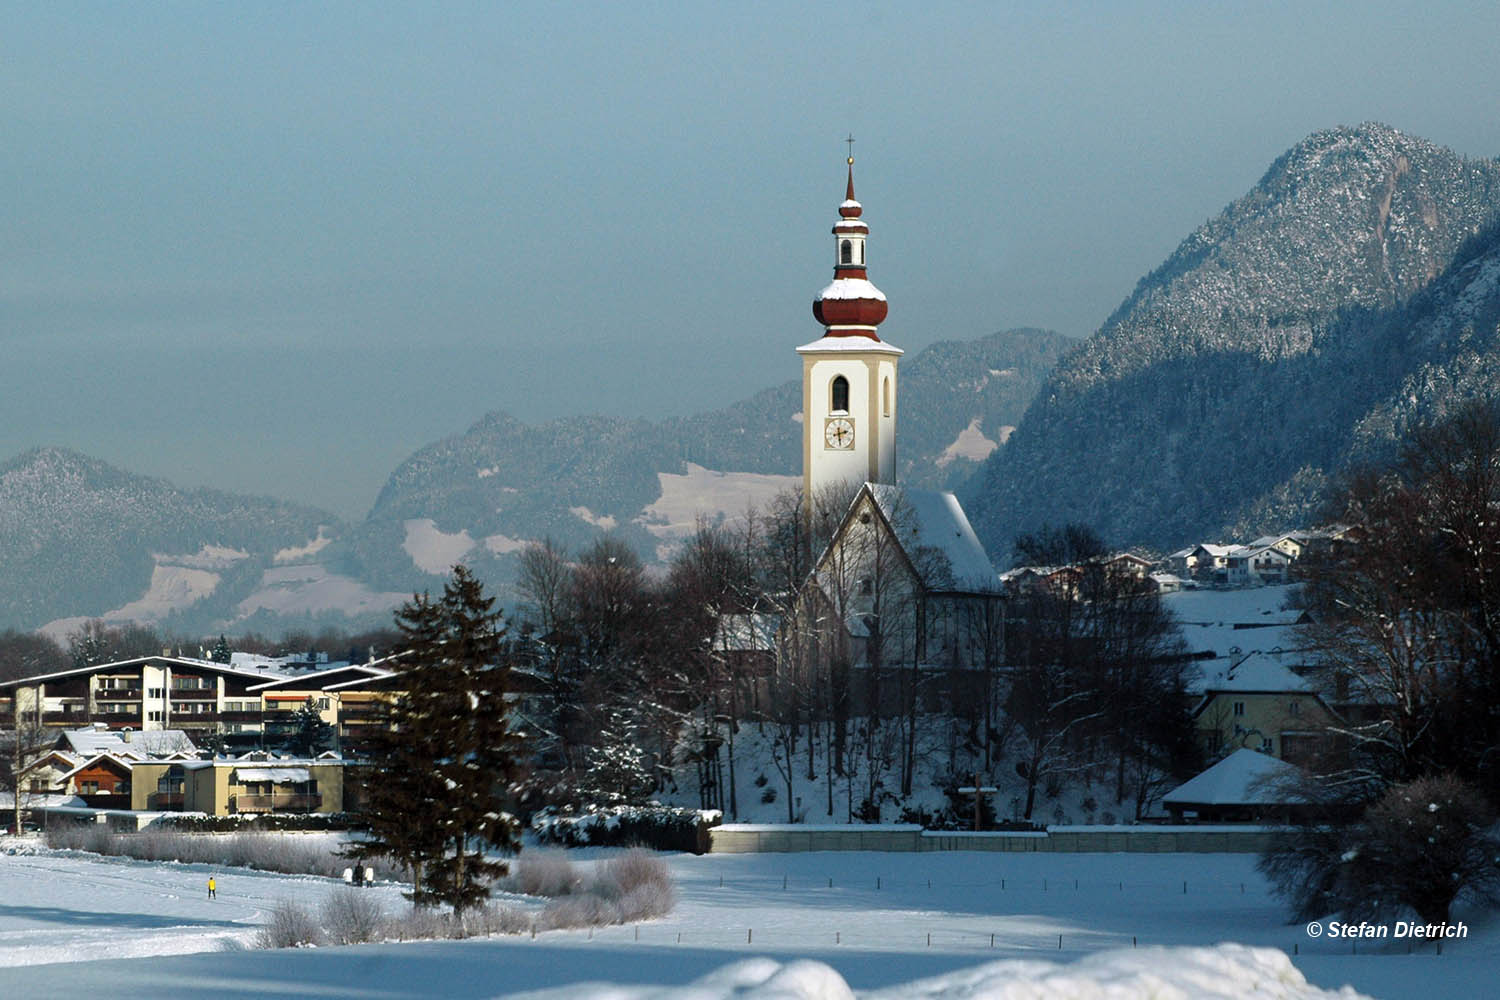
[799,153,902,507]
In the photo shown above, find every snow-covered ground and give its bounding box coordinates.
[2,838,1491,998]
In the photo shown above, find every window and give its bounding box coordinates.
[79,781,99,795]
[148,688,164,699]
[831,376,849,413]
[882,377,890,416]
[317,698,330,711]
[148,710,163,722]
[1260,738,1274,754]
[1232,701,1245,717]
[859,577,873,596]
[840,239,852,264]
[1288,700,1300,716]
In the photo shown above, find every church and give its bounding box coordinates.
[787,156,1005,727]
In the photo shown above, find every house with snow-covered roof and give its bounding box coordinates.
[1187,652,1339,766]
[1225,545,1293,586]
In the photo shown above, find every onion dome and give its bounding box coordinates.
[813,157,888,338]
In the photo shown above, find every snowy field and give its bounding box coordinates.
[3,840,1494,998]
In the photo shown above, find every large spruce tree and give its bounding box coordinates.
[346,565,524,911]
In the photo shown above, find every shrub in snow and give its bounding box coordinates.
[1261,773,1500,925]
[530,804,720,853]
[255,900,324,949]
[595,849,673,902]
[45,825,114,855]
[1340,774,1500,925]
[320,888,386,946]
[502,850,583,897]
[156,812,358,834]
[45,826,399,880]
[379,906,453,942]
[459,903,533,937]
[536,850,676,930]
[378,902,531,942]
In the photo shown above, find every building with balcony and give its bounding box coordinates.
[0,654,398,752]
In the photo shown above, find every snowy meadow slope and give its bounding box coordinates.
[4,842,1488,998]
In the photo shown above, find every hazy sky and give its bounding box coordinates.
[6,2,1499,519]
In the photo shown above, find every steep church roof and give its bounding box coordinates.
[867,484,1000,590]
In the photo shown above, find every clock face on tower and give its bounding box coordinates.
[824,417,855,450]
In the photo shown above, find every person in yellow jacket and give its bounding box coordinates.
[208,876,216,900]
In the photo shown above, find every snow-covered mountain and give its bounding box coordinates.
[329,328,1068,593]
[0,329,1066,633]
[963,123,1500,557]
[0,447,388,635]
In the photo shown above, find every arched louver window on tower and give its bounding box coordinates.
[883,377,890,416]
[841,240,852,264]
[831,376,849,413]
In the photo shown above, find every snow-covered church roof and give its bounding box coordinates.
[867,484,1000,590]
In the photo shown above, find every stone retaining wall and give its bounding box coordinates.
[708,824,1277,854]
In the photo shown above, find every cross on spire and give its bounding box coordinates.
[845,133,855,164]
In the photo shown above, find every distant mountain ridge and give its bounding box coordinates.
[0,447,340,631]
[0,329,1068,632]
[331,328,1069,591]
[963,123,1500,558]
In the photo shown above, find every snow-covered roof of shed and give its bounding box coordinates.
[1163,749,1303,807]
[868,484,999,590]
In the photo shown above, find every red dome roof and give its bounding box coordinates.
[813,159,886,338]
[814,295,888,328]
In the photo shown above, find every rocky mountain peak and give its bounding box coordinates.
[965,125,1500,557]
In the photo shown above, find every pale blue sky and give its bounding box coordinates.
[5,2,1499,517]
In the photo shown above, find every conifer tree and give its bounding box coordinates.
[346,566,524,912]
[210,635,233,664]
[344,593,448,905]
[281,697,336,756]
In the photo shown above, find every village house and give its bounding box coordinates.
[1188,652,1339,766]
